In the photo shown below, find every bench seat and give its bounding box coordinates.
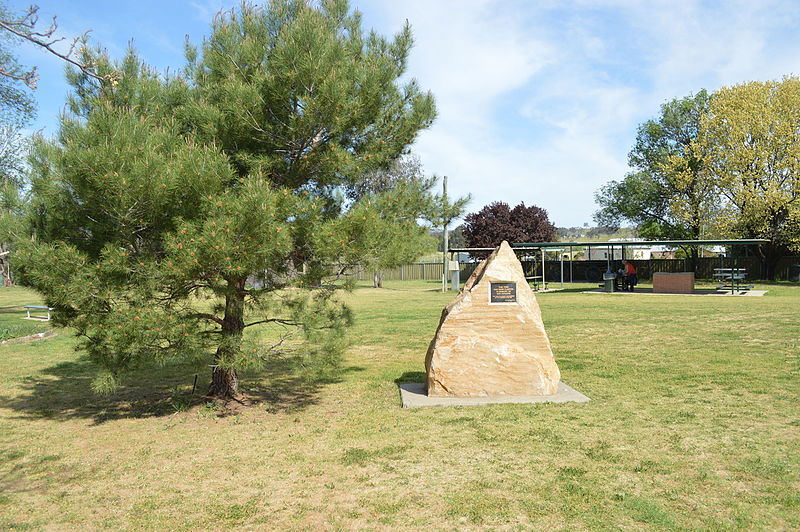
[23,305,54,321]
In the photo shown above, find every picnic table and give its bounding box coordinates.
[24,305,53,321]
[712,268,751,294]
[526,275,544,291]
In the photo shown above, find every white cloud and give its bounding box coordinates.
[360,0,638,225]
[360,0,800,227]
[24,0,800,227]
[189,0,231,23]
[367,0,553,127]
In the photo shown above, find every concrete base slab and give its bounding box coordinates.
[583,288,767,297]
[398,381,590,408]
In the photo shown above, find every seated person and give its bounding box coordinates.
[614,267,625,291]
[622,260,638,292]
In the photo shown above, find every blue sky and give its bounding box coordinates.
[13,0,800,227]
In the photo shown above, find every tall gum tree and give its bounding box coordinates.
[18,0,437,400]
[595,90,718,269]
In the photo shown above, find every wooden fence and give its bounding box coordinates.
[350,262,445,282]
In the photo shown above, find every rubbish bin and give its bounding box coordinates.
[789,264,800,283]
[602,272,616,292]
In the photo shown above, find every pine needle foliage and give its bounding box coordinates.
[17,0,437,398]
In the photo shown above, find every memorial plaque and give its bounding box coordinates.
[490,282,517,303]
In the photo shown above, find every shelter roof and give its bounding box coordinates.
[449,239,768,253]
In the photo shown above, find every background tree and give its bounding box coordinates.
[431,223,466,251]
[347,155,468,288]
[345,153,426,201]
[462,201,555,248]
[18,0,437,400]
[0,4,111,90]
[0,1,38,286]
[594,90,716,269]
[0,2,34,127]
[693,78,800,279]
[345,154,435,287]
[428,177,469,289]
[0,123,26,285]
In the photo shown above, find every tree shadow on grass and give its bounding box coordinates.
[0,353,364,424]
[241,357,365,415]
[362,283,443,293]
[0,355,207,424]
[394,371,426,385]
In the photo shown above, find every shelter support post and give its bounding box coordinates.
[451,252,460,291]
[541,248,546,290]
[569,246,573,283]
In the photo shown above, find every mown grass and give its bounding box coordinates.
[0,281,798,530]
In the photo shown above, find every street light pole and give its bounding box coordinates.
[442,175,448,293]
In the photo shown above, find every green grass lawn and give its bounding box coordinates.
[0,281,798,530]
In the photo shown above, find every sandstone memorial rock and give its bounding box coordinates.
[425,241,561,397]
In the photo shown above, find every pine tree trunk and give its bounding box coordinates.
[208,276,246,399]
[210,366,239,398]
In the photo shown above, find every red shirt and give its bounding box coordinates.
[624,262,636,275]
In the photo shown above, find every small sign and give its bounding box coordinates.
[490,282,517,303]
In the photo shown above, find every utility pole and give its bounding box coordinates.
[442,175,448,293]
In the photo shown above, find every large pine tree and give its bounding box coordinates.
[18,0,437,400]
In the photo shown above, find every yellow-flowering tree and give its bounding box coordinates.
[697,78,800,278]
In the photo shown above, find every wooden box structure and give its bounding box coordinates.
[652,272,695,294]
